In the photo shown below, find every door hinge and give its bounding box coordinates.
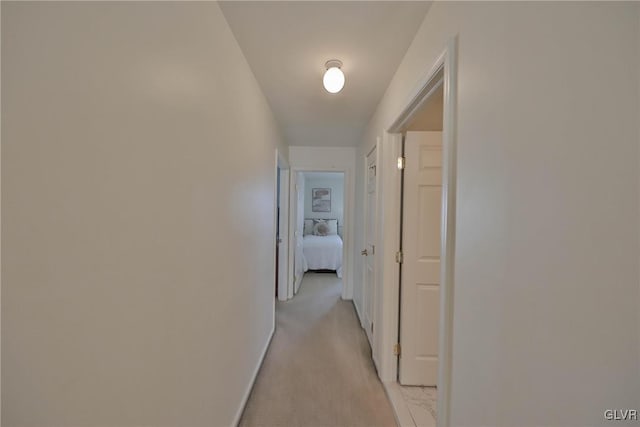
[397,156,405,170]
[394,343,401,356]
[395,251,403,263]
[371,322,374,334]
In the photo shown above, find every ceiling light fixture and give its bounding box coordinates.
[323,60,345,94]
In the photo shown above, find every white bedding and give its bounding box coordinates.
[302,234,343,278]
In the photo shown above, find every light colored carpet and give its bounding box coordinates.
[239,272,398,427]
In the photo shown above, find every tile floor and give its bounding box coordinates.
[385,382,437,427]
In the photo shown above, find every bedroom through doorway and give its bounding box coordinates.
[292,171,345,298]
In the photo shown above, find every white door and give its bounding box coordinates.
[277,169,289,301]
[363,148,377,345]
[399,131,442,386]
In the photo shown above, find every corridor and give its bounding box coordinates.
[240,273,397,427]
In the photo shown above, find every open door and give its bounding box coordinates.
[399,131,442,386]
[277,168,289,300]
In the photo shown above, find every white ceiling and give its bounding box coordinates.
[219,1,432,147]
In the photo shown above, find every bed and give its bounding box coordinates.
[302,219,343,278]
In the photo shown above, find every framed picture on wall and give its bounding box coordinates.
[312,188,331,212]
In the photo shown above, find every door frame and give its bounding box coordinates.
[379,36,458,427]
[287,167,354,301]
[277,163,290,302]
[275,150,290,303]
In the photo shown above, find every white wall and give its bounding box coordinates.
[2,3,286,426]
[356,2,640,426]
[304,174,345,236]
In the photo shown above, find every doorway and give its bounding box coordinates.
[290,171,346,298]
[394,71,446,425]
[398,74,444,388]
[377,39,457,427]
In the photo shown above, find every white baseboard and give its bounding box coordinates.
[384,381,437,427]
[352,299,366,330]
[232,326,275,427]
[384,381,417,427]
[294,273,303,294]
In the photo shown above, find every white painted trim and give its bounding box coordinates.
[273,150,279,329]
[286,166,355,301]
[372,137,383,366]
[287,170,306,298]
[360,149,369,317]
[275,149,290,301]
[383,381,423,427]
[232,326,275,427]
[287,171,297,300]
[294,270,303,295]
[352,299,366,330]
[388,50,446,134]
[381,36,458,427]
[437,37,458,427]
[377,133,403,383]
[277,168,290,302]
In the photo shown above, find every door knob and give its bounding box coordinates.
[361,249,368,256]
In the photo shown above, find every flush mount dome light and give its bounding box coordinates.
[323,60,345,94]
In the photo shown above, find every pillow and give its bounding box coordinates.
[313,221,329,236]
[303,219,314,236]
[313,219,338,235]
[325,219,338,235]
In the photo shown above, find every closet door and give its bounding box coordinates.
[399,131,442,386]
